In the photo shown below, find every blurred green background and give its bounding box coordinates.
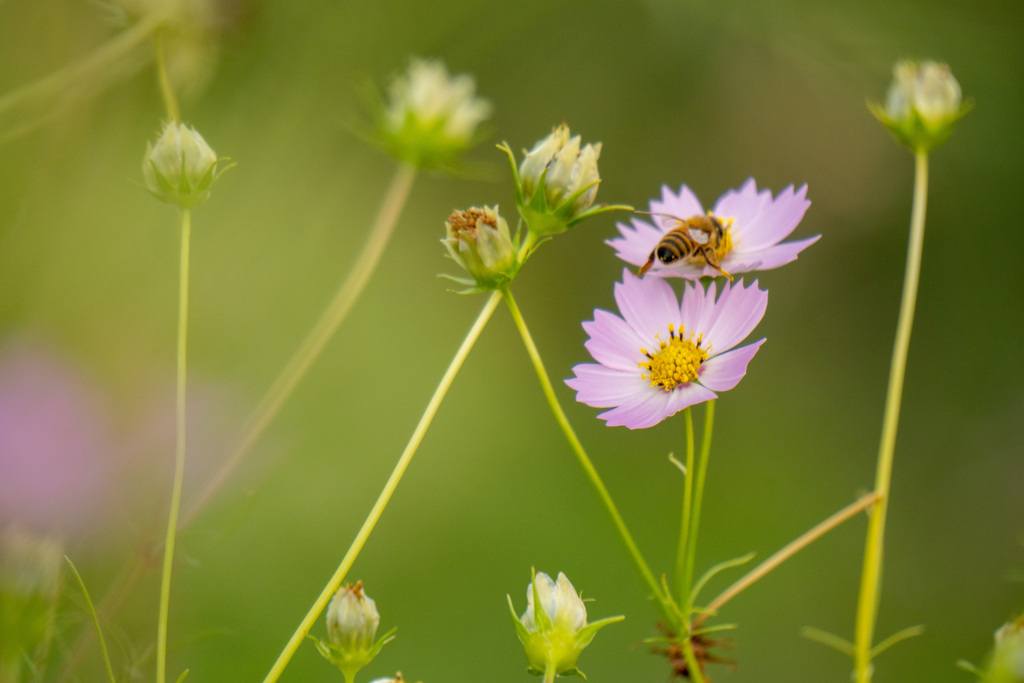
[1,0,1022,681]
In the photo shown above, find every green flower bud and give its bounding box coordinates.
[984,616,1024,683]
[869,60,971,153]
[499,124,630,236]
[508,570,623,680]
[378,58,491,170]
[143,121,231,208]
[313,582,395,681]
[441,206,519,292]
[0,527,62,681]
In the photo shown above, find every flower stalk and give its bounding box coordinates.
[156,207,191,683]
[183,162,417,527]
[262,291,502,683]
[499,285,676,627]
[853,150,929,682]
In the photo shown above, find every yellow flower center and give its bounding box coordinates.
[639,324,710,391]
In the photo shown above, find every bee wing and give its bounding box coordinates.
[687,225,712,245]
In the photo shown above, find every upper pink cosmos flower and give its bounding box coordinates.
[566,270,767,429]
[607,178,817,279]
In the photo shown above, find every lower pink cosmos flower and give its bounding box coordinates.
[565,271,768,429]
[607,178,817,279]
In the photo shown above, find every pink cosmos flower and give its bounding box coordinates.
[607,178,817,279]
[565,271,768,429]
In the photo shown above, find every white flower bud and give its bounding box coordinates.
[142,121,227,208]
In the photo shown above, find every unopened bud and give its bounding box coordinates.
[508,570,623,679]
[870,60,971,153]
[142,121,231,208]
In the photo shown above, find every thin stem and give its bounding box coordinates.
[262,292,502,683]
[0,10,167,124]
[182,163,417,528]
[153,28,180,122]
[682,400,715,619]
[681,638,706,683]
[853,149,929,682]
[63,557,117,683]
[54,161,418,683]
[543,661,557,683]
[157,208,191,683]
[693,492,880,630]
[499,286,676,627]
[675,408,695,603]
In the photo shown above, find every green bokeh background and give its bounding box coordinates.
[1,0,1022,681]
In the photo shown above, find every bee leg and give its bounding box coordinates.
[702,248,733,281]
[638,252,656,276]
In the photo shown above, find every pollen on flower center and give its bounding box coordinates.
[639,324,710,391]
[447,207,494,237]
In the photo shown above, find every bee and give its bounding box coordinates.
[638,213,733,280]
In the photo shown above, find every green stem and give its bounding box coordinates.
[182,163,417,528]
[693,492,880,630]
[499,286,676,627]
[262,291,502,683]
[0,10,168,138]
[683,400,715,619]
[853,150,929,682]
[157,208,191,683]
[675,408,696,605]
[681,637,706,683]
[153,28,180,122]
[543,661,557,683]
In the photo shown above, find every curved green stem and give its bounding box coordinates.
[182,163,417,528]
[853,150,929,682]
[682,400,715,618]
[0,10,168,140]
[262,291,501,683]
[675,408,696,605]
[499,286,676,627]
[157,208,191,683]
[153,28,180,122]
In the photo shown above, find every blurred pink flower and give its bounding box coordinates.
[0,338,117,537]
[607,178,817,279]
[566,271,767,429]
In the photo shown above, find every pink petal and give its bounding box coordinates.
[702,280,768,353]
[698,339,765,391]
[614,270,680,340]
[606,218,663,267]
[566,364,647,407]
[597,389,673,429]
[733,184,811,252]
[737,235,820,271]
[714,178,771,224]
[582,310,647,372]
[650,184,704,223]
